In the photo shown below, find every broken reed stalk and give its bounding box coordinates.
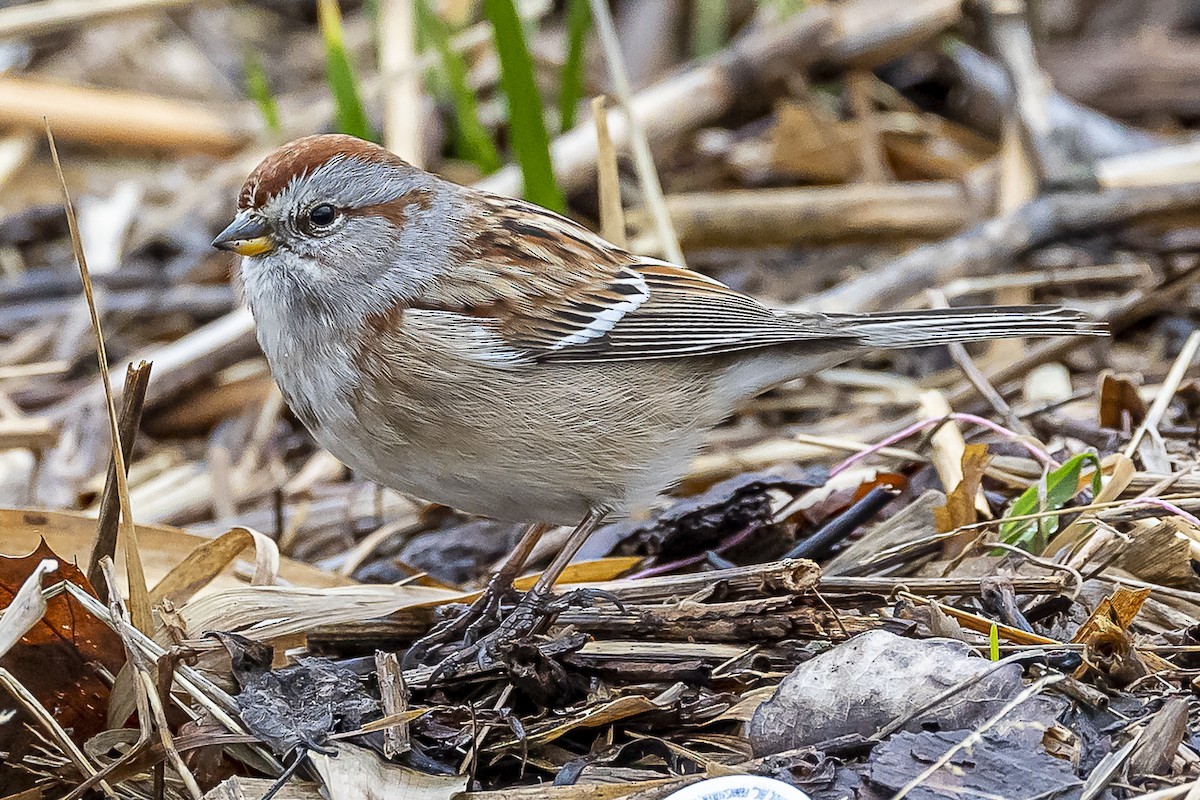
[99,558,204,800]
[1125,330,1200,458]
[46,124,153,634]
[586,0,684,265]
[374,651,411,757]
[88,361,152,601]
[377,0,423,164]
[592,95,626,247]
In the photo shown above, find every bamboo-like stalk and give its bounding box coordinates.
[1,77,247,154]
[378,0,424,165]
[592,96,626,247]
[586,0,683,263]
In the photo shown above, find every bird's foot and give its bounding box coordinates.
[402,572,516,669]
[425,587,622,684]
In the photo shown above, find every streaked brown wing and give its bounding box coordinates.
[533,262,850,362]
[427,194,848,363]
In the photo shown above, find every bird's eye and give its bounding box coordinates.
[303,203,339,232]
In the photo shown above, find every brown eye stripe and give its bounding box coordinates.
[343,189,435,228]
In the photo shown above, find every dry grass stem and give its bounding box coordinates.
[46,125,153,635]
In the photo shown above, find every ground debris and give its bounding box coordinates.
[749,630,1024,755]
[214,632,378,757]
[4,0,1200,798]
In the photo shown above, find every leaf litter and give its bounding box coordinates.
[4,1,1200,799]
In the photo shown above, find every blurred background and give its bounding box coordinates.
[8,2,1200,797]
[0,0,1197,578]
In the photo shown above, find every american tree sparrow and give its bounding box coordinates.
[214,134,1101,667]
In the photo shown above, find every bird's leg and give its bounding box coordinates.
[403,522,551,668]
[429,509,610,679]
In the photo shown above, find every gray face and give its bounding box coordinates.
[232,155,462,324]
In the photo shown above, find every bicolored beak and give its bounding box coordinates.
[212,213,275,256]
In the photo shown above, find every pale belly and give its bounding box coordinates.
[255,306,824,526]
[305,357,721,526]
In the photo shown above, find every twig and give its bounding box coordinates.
[586,0,683,264]
[806,181,1200,314]
[927,289,1032,436]
[830,412,1057,478]
[783,486,898,560]
[982,0,1080,188]
[592,96,626,247]
[47,124,152,635]
[1126,330,1200,457]
[941,43,1159,160]
[1119,498,1200,529]
[87,361,151,602]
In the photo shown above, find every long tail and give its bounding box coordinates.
[827,305,1106,349]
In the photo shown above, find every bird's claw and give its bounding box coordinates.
[540,587,625,615]
[423,587,622,685]
[403,576,515,669]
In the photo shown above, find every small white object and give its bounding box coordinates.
[664,775,811,800]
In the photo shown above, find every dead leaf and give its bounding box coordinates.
[1098,371,1147,430]
[1071,586,1171,687]
[748,630,1022,755]
[933,443,992,533]
[770,102,859,182]
[149,527,280,607]
[0,507,347,597]
[309,743,467,800]
[0,540,126,777]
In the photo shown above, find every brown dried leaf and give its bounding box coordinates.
[1070,586,1171,687]
[0,539,125,773]
[933,443,992,533]
[1098,371,1147,430]
[769,102,859,183]
[1071,585,1151,637]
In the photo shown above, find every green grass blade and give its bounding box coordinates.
[317,0,377,142]
[558,0,590,132]
[690,0,726,59]
[415,0,502,173]
[989,623,999,661]
[244,51,281,136]
[998,451,1102,552]
[485,0,565,210]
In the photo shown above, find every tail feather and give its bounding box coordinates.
[827,305,1106,349]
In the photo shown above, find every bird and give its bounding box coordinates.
[213,133,1102,668]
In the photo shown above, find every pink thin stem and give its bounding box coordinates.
[829,413,1058,478]
[1120,497,1200,529]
